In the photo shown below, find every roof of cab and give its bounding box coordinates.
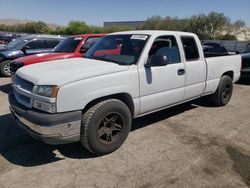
[22,34,65,40]
[109,30,197,37]
[67,34,106,38]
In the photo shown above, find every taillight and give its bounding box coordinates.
[241,58,243,70]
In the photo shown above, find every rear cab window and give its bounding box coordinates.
[181,36,200,61]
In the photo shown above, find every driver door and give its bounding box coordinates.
[139,35,186,114]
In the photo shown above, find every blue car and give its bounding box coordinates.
[0,35,64,77]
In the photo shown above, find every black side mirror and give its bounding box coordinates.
[145,54,168,68]
[21,45,30,53]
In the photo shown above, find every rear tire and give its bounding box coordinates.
[210,75,233,106]
[80,99,132,155]
[0,60,11,77]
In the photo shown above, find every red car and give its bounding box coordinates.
[10,34,105,74]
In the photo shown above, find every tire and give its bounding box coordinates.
[210,75,233,106]
[0,60,11,77]
[81,99,132,155]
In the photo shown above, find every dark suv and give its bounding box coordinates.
[0,35,64,77]
[240,43,250,78]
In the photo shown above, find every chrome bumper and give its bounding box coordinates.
[9,92,82,145]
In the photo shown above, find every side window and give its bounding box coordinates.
[26,40,45,49]
[149,36,181,64]
[81,37,101,50]
[181,36,200,61]
[46,39,60,48]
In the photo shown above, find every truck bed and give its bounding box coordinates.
[204,55,241,94]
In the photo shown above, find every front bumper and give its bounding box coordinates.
[9,92,82,145]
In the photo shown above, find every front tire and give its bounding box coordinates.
[0,60,11,77]
[81,99,132,155]
[211,75,233,106]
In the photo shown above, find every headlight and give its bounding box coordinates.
[33,100,56,113]
[33,85,59,98]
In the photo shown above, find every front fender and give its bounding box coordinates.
[56,68,139,114]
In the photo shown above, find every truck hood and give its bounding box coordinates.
[17,57,129,86]
[16,53,76,65]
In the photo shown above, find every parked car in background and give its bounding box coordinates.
[10,34,105,75]
[0,35,64,77]
[239,44,250,77]
[9,30,241,155]
[203,40,250,54]
[240,43,250,54]
[0,32,21,45]
[202,42,229,57]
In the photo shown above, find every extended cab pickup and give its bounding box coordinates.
[10,34,105,75]
[9,31,241,155]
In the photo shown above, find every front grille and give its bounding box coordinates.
[13,76,34,108]
[14,90,31,104]
[10,61,24,74]
[14,75,34,92]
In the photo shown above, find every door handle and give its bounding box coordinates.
[177,69,185,75]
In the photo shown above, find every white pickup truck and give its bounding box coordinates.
[9,31,241,155]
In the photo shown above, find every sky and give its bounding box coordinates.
[0,0,250,27]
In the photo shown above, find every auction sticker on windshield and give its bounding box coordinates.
[74,37,82,40]
[130,35,148,40]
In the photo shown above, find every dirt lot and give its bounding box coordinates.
[0,77,250,188]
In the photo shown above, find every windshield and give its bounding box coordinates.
[53,37,82,53]
[241,44,250,54]
[5,38,28,50]
[85,34,149,65]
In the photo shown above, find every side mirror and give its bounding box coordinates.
[235,51,240,54]
[145,54,168,68]
[21,45,30,53]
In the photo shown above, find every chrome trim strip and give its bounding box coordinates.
[11,107,81,137]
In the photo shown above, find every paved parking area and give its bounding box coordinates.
[0,78,250,188]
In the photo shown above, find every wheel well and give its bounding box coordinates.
[83,93,135,117]
[222,71,234,80]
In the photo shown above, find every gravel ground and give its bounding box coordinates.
[0,77,249,188]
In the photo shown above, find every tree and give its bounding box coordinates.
[226,19,246,39]
[233,20,246,28]
[139,16,163,30]
[187,14,209,39]
[187,12,230,40]
[216,34,237,40]
[206,12,230,39]
[64,21,90,35]
[138,15,187,31]
[23,21,50,34]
